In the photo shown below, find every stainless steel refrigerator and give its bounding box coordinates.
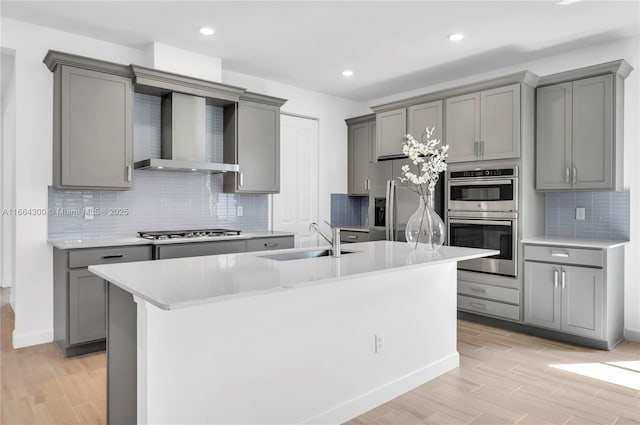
[368,159,444,242]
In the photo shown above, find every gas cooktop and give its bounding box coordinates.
[138,229,242,241]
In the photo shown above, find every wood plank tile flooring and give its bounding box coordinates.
[1,289,639,424]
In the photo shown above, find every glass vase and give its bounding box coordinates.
[405,189,445,251]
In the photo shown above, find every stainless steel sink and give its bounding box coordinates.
[260,249,354,261]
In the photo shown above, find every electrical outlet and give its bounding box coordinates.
[576,207,586,221]
[236,206,244,217]
[83,206,94,220]
[375,333,385,354]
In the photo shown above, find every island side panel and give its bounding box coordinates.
[107,283,137,425]
[141,262,459,424]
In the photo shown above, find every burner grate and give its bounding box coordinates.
[138,229,242,240]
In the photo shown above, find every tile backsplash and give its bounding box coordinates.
[545,190,630,240]
[48,94,268,240]
[330,194,369,227]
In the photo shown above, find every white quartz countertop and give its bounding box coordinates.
[48,231,295,249]
[521,237,628,249]
[89,241,497,310]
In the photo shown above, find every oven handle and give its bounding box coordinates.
[448,179,514,187]
[448,219,513,226]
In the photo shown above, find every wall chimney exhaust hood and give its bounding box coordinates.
[134,92,239,173]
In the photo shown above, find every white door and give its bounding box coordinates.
[272,114,319,248]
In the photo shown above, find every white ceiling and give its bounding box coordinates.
[2,1,639,102]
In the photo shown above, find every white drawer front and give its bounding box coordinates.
[458,295,520,321]
[458,281,519,305]
[524,245,603,267]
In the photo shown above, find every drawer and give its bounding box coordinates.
[157,240,246,260]
[458,295,520,321]
[246,237,294,252]
[524,245,603,267]
[68,245,152,268]
[340,230,369,243]
[457,281,519,305]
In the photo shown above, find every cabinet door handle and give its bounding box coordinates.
[348,235,358,240]
[565,168,570,184]
[239,172,244,187]
[470,302,487,310]
[553,269,559,288]
[481,140,485,157]
[102,254,124,259]
[561,270,566,289]
[470,287,486,294]
[551,250,570,258]
[126,165,132,182]
[573,167,577,184]
[264,243,277,248]
[474,141,479,157]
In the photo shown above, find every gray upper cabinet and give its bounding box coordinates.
[44,51,136,190]
[408,100,443,144]
[376,108,407,159]
[445,84,520,163]
[224,93,287,194]
[536,60,632,191]
[347,115,375,196]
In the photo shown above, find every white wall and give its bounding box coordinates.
[144,42,222,82]
[222,70,370,227]
[1,18,146,347]
[1,51,16,292]
[369,35,640,340]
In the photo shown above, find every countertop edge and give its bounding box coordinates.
[521,237,629,249]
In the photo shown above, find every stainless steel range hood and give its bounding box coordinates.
[134,92,239,173]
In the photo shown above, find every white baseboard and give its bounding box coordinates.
[303,352,460,425]
[0,279,12,288]
[624,328,640,343]
[12,328,53,349]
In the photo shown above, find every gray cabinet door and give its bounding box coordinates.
[68,269,106,345]
[536,82,573,190]
[376,108,407,159]
[348,122,372,195]
[561,265,604,339]
[572,74,613,190]
[524,261,561,330]
[445,92,480,163]
[237,101,280,193]
[369,122,376,163]
[60,66,133,189]
[408,100,443,144]
[480,84,520,160]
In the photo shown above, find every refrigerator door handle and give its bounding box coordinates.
[389,180,396,241]
[385,180,392,240]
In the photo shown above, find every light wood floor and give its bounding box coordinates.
[1,292,639,425]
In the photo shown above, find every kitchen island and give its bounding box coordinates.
[89,241,497,425]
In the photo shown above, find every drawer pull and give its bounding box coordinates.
[348,235,358,240]
[264,243,278,248]
[470,287,486,294]
[102,254,124,259]
[551,250,570,258]
[470,303,487,310]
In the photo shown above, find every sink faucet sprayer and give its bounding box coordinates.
[308,221,341,258]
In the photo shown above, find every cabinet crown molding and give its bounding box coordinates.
[370,70,539,113]
[538,59,634,87]
[240,91,288,107]
[43,50,133,78]
[345,113,376,126]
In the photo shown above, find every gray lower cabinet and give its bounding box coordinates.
[224,93,287,194]
[536,74,618,191]
[340,230,369,243]
[45,52,134,190]
[346,115,375,196]
[445,84,520,163]
[53,245,153,357]
[156,240,246,259]
[246,236,295,252]
[523,243,623,348]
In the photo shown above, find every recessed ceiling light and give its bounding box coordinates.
[191,168,197,171]
[342,70,354,77]
[157,166,164,169]
[448,33,464,42]
[200,27,215,36]
[557,0,581,4]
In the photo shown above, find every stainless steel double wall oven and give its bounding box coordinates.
[447,166,519,277]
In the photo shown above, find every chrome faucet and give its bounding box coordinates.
[309,221,341,258]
